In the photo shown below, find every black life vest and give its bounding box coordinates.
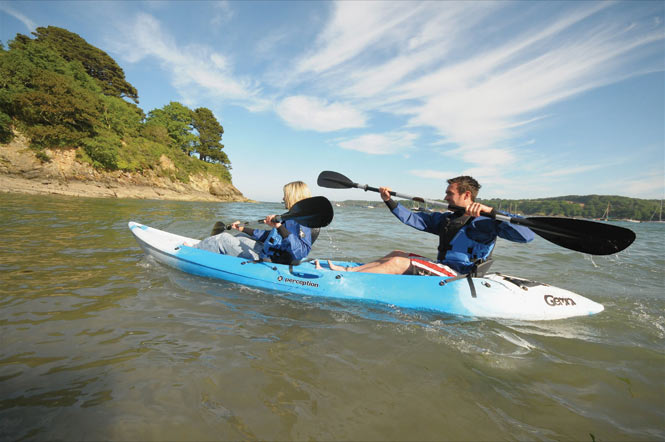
[437,212,473,261]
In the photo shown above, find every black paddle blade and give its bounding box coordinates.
[279,196,334,228]
[515,217,636,255]
[317,171,357,189]
[210,221,227,236]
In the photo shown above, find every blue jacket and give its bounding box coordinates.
[251,219,312,263]
[389,202,534,273]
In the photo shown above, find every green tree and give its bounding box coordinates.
[32,26,139,103]
[99,95,144,138]
[192,107,230,167]
[145,102,197,155]
[10,69,102,148]
[0,33,104,146]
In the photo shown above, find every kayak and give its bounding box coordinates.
[129,221,604,321]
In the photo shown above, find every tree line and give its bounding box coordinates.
[0,26,230,182]
[338,195,663,221]
[478,195,662,221]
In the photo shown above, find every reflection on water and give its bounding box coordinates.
[1,193,663,441]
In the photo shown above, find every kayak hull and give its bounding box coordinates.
[129,222,604,321]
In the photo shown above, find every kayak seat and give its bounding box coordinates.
[470,258,493,277]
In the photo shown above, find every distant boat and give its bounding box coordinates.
[367,205,374,209]
[649,200,664,223]
[600,202,610,221]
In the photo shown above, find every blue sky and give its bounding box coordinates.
[1,1,663,203]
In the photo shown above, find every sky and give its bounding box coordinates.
[1,1,664,203]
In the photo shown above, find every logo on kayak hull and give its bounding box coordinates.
[277,275,319,288]
[544,295,576,306]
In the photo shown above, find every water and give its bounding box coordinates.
[1,193,663,441]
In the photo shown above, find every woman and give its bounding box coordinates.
[192,181,314,264]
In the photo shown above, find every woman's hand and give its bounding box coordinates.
[264,215,282,228]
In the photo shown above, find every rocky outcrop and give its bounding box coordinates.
[0,134,249,202]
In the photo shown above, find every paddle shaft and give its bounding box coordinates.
[351,182,596,239]
[353,182,509,221]
[224,218,280,230]
[350,178,633,244]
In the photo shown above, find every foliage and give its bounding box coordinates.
[81,130,121,170]
[338,196,663,222]
[0,26,233,184]
[478,195,662,222]
[145,102,198,155]
[0,110,12,143]
[10,69,101,148]
[192,107,229,165]
[99,95,144,137]
[33,26,139,103]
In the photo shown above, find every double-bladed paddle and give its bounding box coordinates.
[210,195,334,236]
[317,170,635,255]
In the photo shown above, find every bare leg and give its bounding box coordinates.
[327,253,412,275]
[326,260,347,271]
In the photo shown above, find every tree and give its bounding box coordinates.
[145,102,197,155]
[32,26,139,103]
[10,69,102,148]
[192,107,230,167]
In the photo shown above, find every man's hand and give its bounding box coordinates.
[379,186,392,202]
[230,221,243,232]
[465,202,493,217]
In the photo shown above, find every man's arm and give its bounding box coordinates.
[467,212,534,244]
[379,186,443,234]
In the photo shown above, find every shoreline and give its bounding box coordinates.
[1,134,249,203]
[0,173,247,202]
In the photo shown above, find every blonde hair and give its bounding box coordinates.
[283,181,311,209]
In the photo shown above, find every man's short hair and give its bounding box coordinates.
[447,176,481,201]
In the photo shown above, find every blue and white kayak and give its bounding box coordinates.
[129,222,604,321]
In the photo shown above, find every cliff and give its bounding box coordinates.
[0,133,249,202]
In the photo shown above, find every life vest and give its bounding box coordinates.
[260,225,318,264]
[261,228,284,260]
[437,213,495,270]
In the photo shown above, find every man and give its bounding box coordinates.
[323,176,534,276]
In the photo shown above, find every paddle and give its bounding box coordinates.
[317,171,636,255]
[210,196,334,236]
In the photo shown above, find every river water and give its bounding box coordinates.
[1,192,663,441]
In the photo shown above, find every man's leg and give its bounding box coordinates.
[326,253,412,274]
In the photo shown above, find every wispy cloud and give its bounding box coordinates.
[210,1,233,27]
[114,13,263,108]
[613,168,665,197]
[409,169,458,181]
[295,1,664,167]
[276,95,367,132]
[0,1,36,33]
[542,162,616,178]
[337,131,417,155]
